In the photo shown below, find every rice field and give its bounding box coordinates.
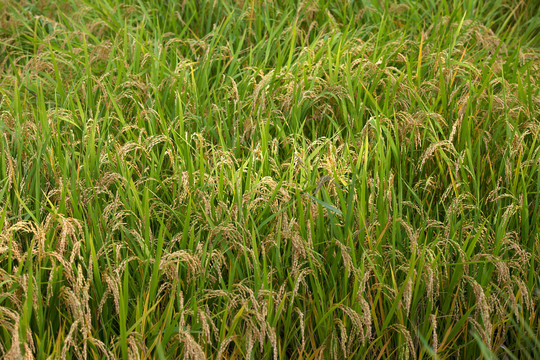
[0,0,539,359]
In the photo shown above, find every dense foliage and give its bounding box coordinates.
[1,0,539,358]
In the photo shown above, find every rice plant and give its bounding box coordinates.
[0,0,539,359]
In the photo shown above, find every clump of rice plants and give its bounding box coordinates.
[0,0,539,359]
